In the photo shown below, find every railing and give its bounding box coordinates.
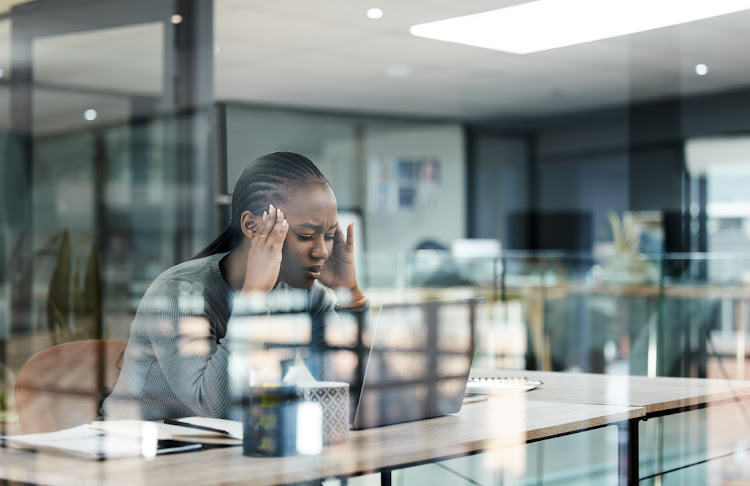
[358,251,750,379]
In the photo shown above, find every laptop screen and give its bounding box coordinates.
[352,297,484,429]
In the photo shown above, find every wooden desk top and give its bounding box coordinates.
[0,396,642,486]
[471,369,750,414]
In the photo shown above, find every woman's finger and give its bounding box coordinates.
[256,204,277,243]
[333,224,346,246]
[270,208,288,246]
[345,222,355,251]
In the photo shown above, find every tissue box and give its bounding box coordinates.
[297,381,349,445]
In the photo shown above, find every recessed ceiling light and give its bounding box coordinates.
[695,63,709,75]
[410,0,750,54]
[171,14,183,25]
[0,68,4,79]
[385,64,411,77]
[367,8,383,20]
[84,109,97,121]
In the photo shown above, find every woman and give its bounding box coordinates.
[102,151,368,421]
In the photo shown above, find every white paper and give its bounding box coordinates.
[2,425,142,459]
[2,424,204,459]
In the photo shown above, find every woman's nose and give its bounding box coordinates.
[311,236,329,259]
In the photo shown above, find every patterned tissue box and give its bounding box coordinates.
[298,382,350,445]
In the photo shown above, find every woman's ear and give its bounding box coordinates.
[240,210,257,240]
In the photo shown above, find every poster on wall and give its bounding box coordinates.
[368,157,441,213]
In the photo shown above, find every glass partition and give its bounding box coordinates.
[357,250,749,380]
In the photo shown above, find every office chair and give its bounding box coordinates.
[14,339,128,434]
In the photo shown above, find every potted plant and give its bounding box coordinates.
[598,212,658,285]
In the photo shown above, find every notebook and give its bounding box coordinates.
[350,297,485,430]
[465,376,543,394]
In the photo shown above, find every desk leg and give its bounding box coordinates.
[381,468,393,486]
[618,419,639,486]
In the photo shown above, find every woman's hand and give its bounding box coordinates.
[241,204,288,293]
[319,222,364,303]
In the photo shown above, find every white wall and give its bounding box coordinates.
[362,121,465,253]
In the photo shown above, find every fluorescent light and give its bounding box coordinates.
[410,0,750,54]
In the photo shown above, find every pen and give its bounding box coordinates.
[163,419,230,436]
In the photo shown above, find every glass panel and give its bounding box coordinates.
[2,2,750,485]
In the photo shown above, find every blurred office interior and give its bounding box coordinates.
[2,0,750,484]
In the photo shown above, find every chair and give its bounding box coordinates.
[14,339,128,434]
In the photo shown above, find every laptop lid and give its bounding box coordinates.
[351,297,485,430]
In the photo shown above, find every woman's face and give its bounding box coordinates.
[277,183,338,288]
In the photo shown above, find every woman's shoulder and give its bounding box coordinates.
[142,254,226,299]
[132,255,227,321]
[155,253,224,282]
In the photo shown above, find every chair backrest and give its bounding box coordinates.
[14,339,128,434]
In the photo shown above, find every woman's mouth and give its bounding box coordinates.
[304,265,322,279]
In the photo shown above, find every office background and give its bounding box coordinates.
[2,1,750,484]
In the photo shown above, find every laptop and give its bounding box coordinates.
[350,297,485,430]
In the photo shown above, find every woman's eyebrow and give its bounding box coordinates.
[296,222,339,232]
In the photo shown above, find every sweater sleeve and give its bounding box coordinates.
[307,284,371,382]
[137,278,236,418]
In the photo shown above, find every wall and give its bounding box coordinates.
[224,105,359,207]
[468,130,530,245]
[224,104,466,256]
[362,121,465,254]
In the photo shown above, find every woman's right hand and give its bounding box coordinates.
[241,204,288,293]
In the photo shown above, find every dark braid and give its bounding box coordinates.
[194,151,329,259]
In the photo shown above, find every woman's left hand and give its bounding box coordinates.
[319,223,363,301]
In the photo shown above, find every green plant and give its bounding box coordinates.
[46,230,102,343]
[607,211,640,254]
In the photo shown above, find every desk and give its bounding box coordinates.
[3,372,747,486]
[471,369,750,484]
[0,396,641,486]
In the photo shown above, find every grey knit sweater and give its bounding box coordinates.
[101,252,369,421]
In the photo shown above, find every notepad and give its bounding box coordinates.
[465,376,543,394]
[1,418,244,459]
[90,418,242,445]
[0,424,201,459]
[167,416,243,439]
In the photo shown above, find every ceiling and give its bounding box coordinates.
[2,0,750,132]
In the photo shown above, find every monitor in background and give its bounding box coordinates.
[506,210,593,252]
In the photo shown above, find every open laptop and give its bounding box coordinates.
[350,297,485,430]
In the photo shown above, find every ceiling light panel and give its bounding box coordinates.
[410,0,750,54]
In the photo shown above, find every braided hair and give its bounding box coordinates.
[194,151,330,259]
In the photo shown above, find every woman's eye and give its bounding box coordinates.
[298,234,314,241]
[324,234,335,241]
